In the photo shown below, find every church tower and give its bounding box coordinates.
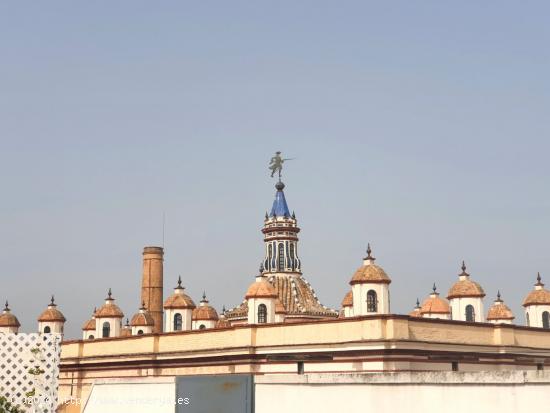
[226,179,337,323]
[262,181,301,275]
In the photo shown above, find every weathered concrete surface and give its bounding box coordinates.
[255,371,550,413]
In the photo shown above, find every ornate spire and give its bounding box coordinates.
[496,290,502,302]
[536,272,544,286]
[107,288,113,300]
[270,182,290,217]
[415,298,420,308]
[432,283,438,294]
[50,295,56,306]
[201,291,207,303]
[176,276,183,289]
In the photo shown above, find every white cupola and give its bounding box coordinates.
[447,261,485,322]
[523,273,550,328]
[37,295,66,335]
[163,276,196,332]
[349,244,391,316]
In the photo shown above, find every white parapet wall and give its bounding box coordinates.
[0,333,62,412]
[255,371,550,413]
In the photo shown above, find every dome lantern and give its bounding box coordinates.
[523,273,550,328]
[447,261,485,322]
[164,276,196,333]
[37,295,66,335]
[349,244,391,316]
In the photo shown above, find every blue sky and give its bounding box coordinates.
[1,2,549,338]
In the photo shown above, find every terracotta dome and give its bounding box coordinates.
[349,245,391,285]
[95,289,124,318]
[121,319,132,337]
[0,302,20,328]
[82,308,97,331]
[523,274,550,306]
[447,262,485,299]
[216,311,231,328]
[275,300,287,314]
[487,293,514,321]
[421,286,450,315]
[192,294,219,321]
[130,304,155,327]
[341,291,353,308]
[37,296,66,323]
[409,299,422,318]
[164,277,196,309]
[245,278,278,299]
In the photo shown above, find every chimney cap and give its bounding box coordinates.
[143,246,164,255]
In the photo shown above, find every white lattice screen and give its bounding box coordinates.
[0,333,62,412]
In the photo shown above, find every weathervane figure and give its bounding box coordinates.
[269,151,294,179]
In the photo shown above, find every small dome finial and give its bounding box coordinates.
[497,290,501,301]
[50,295,56,306]
[125,318,130,327]
[107,288,112,299]
[265,211,269,220]
[275,181,285,191]
[222,305,226,315]
[364,243,376,261]
[461,260,467,272]
[201,291,207,302]
[141,300,146,310]
[4,301,9,311]
[432,283,437,293]
[537,272,542,283]
[177,275,182,288]
[416,298,420,308]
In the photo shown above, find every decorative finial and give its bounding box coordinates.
[202,291,207,302]
[141,300,146,310]
[222,305,226,315]
[292,211,296,219]
[93,307,97,315]
[497,290,501,301]
[461,260,467,272]
[259,263,264,274]
[265,211,268,220]
[50,295,56,305]
[416,298,420,308]
[125,318,130,326]
[177,275,182,288]
[108,288,112,299]
[364,243,375,261]
[537,272,542,284]
[4,301,9,311]
[432,283,437,293]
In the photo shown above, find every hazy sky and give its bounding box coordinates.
[1,2,549,338]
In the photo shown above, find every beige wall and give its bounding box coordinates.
[255,372,550,413]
